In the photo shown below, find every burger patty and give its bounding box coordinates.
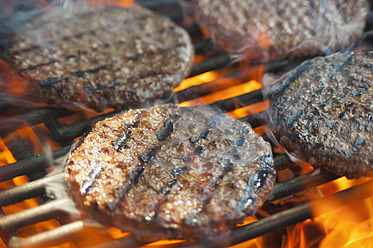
[270,51,373,178]
[192,0,368,59]
[65,104,275,240]
[8,4,193,111]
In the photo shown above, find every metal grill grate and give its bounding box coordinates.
[1,1,373,247]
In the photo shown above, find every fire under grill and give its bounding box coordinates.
[1,1,373,247]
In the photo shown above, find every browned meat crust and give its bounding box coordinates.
[8,4,193,111]
[65,104,275,240]
[270,51,373,178]
[192,0,368,59]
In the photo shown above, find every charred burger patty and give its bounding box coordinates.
[8,4,193,111]
[65,104,275,240]
[270,51,373,178]
[192,0,368,59]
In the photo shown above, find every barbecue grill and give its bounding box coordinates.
[1,1,373,247]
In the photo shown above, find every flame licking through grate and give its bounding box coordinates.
[1,0,373,247]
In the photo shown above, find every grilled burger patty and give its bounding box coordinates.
[192,0,368,59]
[8,4,193,111]
[65,104,275,240]
[270,51,373,178]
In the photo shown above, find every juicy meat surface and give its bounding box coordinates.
[65,104,275,240]
[192,0,368,59]
[270,51,373,178]
[8,4,193,111]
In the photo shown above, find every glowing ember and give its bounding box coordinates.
[174,71,221,92]
[227,100,269,119]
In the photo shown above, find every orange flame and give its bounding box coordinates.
[88,0,135,7]
[178,80,262,107]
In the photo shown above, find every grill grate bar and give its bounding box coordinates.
[0,173,62,207]
[0,108,73,137]
[0,146,70,182]
[183,179,373,248]
[267,171,340,202]
[8,221,84,248]
[0,166,339,242]
[0,198,71,231]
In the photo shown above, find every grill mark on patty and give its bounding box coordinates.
[237,154,275,212]
[112,111,145,152]
[18,59,57,73]
[157,119,174,141]
[39,77,62,87]
[272,60,313,100]
[189,130,210,143]
[72,65,110,77]
[140,148,157,163]
[11,15,175,56]
[80,160,104,195]
[108,166,146,212]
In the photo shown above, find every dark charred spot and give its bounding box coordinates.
[170,114,181,120]
[189,136,199,143]
[66,54,76,59]
[65,76,70,80]
[157,120,174,141]
[200,130,210,139]
[115,167,144,199]
[360,83,368,89]
[339,112,346,118]
[84,86,92,94]
[141,149,157,163]
[366,124,372,132]
[161,188,171,195]
[223,162,233,173]
[72,71,86,77]
[88,65,109,74]
[311,142,323,149]
[194,146,203,154]
[353,136,365,147]
[104,43,112,48]
[80,160,103,195]
[172,167,188,177]
[345,102,354,108]
[234,138,245,146]
[39,77,61,87]
[132,120,140,128]
[239,128,250,136]
[189,130,209,143]
[148,70,156,76]
[345,150,352,159]
[229,148,240,158]
[112,131,133,151]
[167,179,177,187]
[129,55,139,61]
[207,116,219,126]
[181,155,191,162]
[131,167,145,183]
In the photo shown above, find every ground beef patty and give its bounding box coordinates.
[270,51,373,178]
[8,4,193,111]
[192,0,368,60]
[65,104,275,240]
